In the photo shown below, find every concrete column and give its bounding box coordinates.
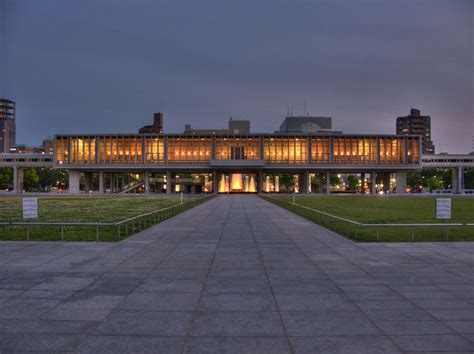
[452,167,463,194]
[257,170,263,193]
[325,171,331,194]
[166,170,172,194]
[13,166,24,194]
[212,171,218,193]
[110,173,115,193]
[360,172,366,194]
[99,171,105,194]
[395,171,407,194]
[84,173,93,192]
[371,171,377,195]
[302,171,310,194]
[68,170,80,194]
[144,171,150,194]
[383,173,391,193]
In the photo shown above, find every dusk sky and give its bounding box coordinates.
[1,0,473,153]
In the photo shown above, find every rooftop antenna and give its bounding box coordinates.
[287,105,289,117]
[290,106,293,117]
[304,98,307,116]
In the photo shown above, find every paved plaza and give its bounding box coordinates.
[0,195,474,353]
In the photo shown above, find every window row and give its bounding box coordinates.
[56,136,420,165]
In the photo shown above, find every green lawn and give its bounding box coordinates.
[0,195,204,242]
[263,195,474,242]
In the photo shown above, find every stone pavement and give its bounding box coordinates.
[0,195,473,353]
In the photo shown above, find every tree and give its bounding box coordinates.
[346,175,359,191]
[407,169,453,190]
[407,171,423,189]
[280,174,295,190]
[37,168,68,190]
[330,174,341,187]
[23,168,40,191]
[0,168,13,187]
[427,176,444,191]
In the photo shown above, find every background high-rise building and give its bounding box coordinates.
[138,112,164,134]
[396,108,435,154]
[0,98,16,153]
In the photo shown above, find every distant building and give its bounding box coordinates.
[279,116,332,133]
[0,98,16,153]
[184,118,250,135]
[139,112,164,134]
[396,108,435,154]
[9,144,43,154]
[43,137,54,154]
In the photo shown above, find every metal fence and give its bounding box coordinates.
[0,194,215,242]
[260,194,473,242]
[114,194,214,240]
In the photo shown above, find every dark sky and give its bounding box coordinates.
[1,0,473,153]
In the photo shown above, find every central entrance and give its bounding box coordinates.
[218,173,257,193]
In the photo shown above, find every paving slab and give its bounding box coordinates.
[0,195,473,352]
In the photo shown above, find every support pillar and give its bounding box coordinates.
[360,172,366,194]
[257,170,263,193]
[383,173,391,193]
[68,170,80,194]
[452,167,463,194]
[212,171,218,193]
[144,171,150,194]
[13,166,24,194]
[395,171,407,194]
[371,171,377,195]
[325,171,331,194]
[84,172,93,192]
[166,170,172,194]
[110,173,115,193]
[99,171,104,194]
[302,171,310,194]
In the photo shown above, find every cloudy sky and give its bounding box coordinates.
[1,0,473,153]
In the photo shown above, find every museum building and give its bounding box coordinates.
[54,115,421,194]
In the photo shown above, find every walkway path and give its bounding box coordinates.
[0,195,473,353]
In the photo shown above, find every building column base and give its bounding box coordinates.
[325,171,331,194]
[99,171,105,194]
[68,170,80,194]
[144,171,150,194]
[395,171,407,194]
[13,166,24,194]
[212,171,218,193]
[452,167,463,194]
[166,170,172,194]
[84,172,93,193]
[371,171,377,195]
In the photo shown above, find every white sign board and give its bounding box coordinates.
[436,198,451,220]
[23,198,38,219]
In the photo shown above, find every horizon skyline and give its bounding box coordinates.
[2,102,470,154]
[1,0,472,153]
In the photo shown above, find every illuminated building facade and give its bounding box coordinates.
[54,132,421,194]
